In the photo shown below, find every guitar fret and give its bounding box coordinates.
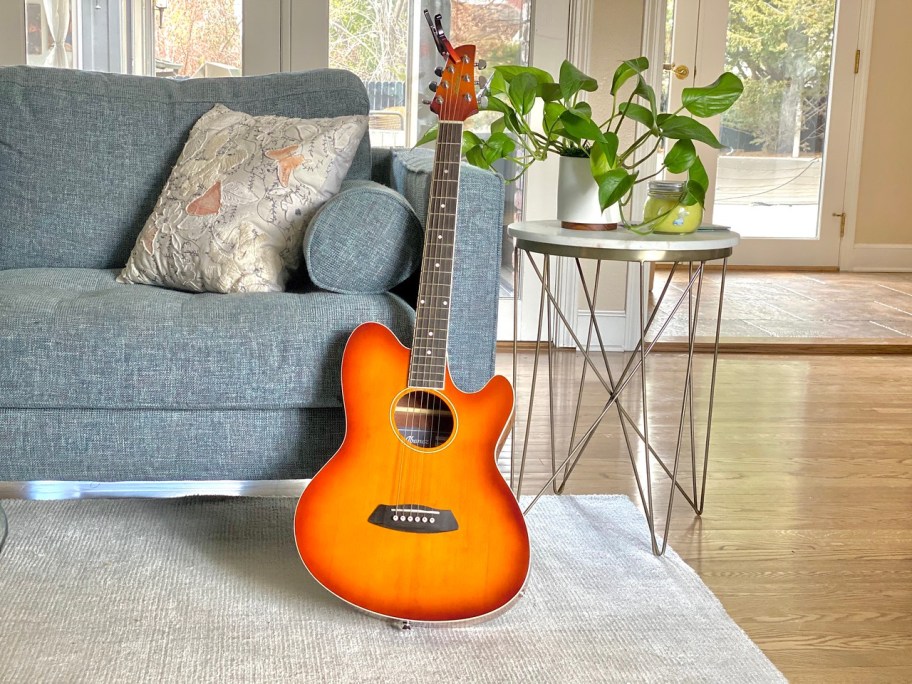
[408,120,463,387]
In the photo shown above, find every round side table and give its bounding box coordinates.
[508,220,740,555]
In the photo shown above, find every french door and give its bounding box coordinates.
[664,0,864,267]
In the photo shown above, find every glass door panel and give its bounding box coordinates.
[665,0,860,266]
[712,0,837,239]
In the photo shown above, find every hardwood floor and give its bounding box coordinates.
[652,269,912,350]
[498,348,912,682]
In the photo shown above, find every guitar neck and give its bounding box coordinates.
[408,120,464,390]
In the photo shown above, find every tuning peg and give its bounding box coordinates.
[476,59,487,70]
[434,66,444,77]
[478,96,489,109]
[422,99,432,106]
[476,75,488,89]
[428,81,438,92]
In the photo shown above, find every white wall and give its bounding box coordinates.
[0,1,26,66]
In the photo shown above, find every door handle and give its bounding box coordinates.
[662,63,690,80]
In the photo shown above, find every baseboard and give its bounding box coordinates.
[845,244,912,272]
[572,309,627,352]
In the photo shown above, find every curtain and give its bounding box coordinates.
[42,0,71,68]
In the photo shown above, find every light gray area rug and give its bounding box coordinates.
[0,495,783,683]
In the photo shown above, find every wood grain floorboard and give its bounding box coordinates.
[498,349,912,682]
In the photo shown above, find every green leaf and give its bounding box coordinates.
[559,110,604,141]
[493,65,555,86]
[487,70,508,96]
[538,82,563,102]
[596,168,635,211]
[610,57,649,96]
[461,130,484,157]
[543,102,566,133]
[689,156,709,189]
[508,72,538,116]
[465,145,490,170]
[482,94,510,114]
[682,158,709,206]
[490,117,506,135]
[634,76,657,116]
[483,97,525,136]
[589,133,619,177]
[559,59,598,102]
[663,139,696,173]
[485,131,516,158]
[681,180,706,207]
[617,102,654,127]
[659,115,724,149]
[414,125,438,148]
[568,102,592,119]
[682,72,744,118]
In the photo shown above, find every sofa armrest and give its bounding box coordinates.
[372,147,505,393]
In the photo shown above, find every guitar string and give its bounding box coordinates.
[414,109,449,516]
[414,95,455,515]
[395,62,465,522]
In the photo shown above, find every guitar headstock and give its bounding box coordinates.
[424,11,485,123]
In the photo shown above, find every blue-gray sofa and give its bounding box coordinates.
[0,66,504,482]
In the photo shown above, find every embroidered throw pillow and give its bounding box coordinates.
[118,104,367,293]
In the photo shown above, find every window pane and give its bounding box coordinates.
[329,0,409,148]
[155,0,243,78]
[25,0,75,68]
[24,0,243,78]
[713,0,837,238]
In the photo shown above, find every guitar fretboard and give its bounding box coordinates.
[408,120,464,390]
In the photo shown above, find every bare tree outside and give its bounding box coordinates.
[155,0,242,78]
[329,0,409,83]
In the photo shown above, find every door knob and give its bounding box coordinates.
[662,63,690,80]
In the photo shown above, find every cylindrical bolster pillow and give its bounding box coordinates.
[303,180,423,294]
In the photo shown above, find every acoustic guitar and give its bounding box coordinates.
[294,13,530,625]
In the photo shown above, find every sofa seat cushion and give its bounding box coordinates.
[0,269,414,410]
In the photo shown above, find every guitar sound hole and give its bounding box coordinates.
[393,391,454,449]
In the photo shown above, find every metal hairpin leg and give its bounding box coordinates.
[512,253,730,556]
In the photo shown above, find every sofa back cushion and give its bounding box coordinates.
[0,67,371,271]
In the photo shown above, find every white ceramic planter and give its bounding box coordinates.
[556,155,620,230]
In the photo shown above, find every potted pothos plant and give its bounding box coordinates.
[417,57,743,232]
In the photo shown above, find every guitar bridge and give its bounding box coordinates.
[368,504,458,534]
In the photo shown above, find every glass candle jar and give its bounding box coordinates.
[643,181,703,234]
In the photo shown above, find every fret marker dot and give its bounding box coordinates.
[443,300,448,306]
[438,234,442,239]
[435,263,440,268]
[440,203,445,208]
[444,169,449,174]
[426,350,432,355]
[420,299,425,304]
[428,332,434,337]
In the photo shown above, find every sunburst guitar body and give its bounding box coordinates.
[294,322,529,623]
[294,16,529,624]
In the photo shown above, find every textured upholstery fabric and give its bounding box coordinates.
[0,67,504,484]
[0,269,414,410]
[119,105,367,293]
[387,148,505,392]
[0,408,344,481]
[304,180,422,294]
[0,67,371,271]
